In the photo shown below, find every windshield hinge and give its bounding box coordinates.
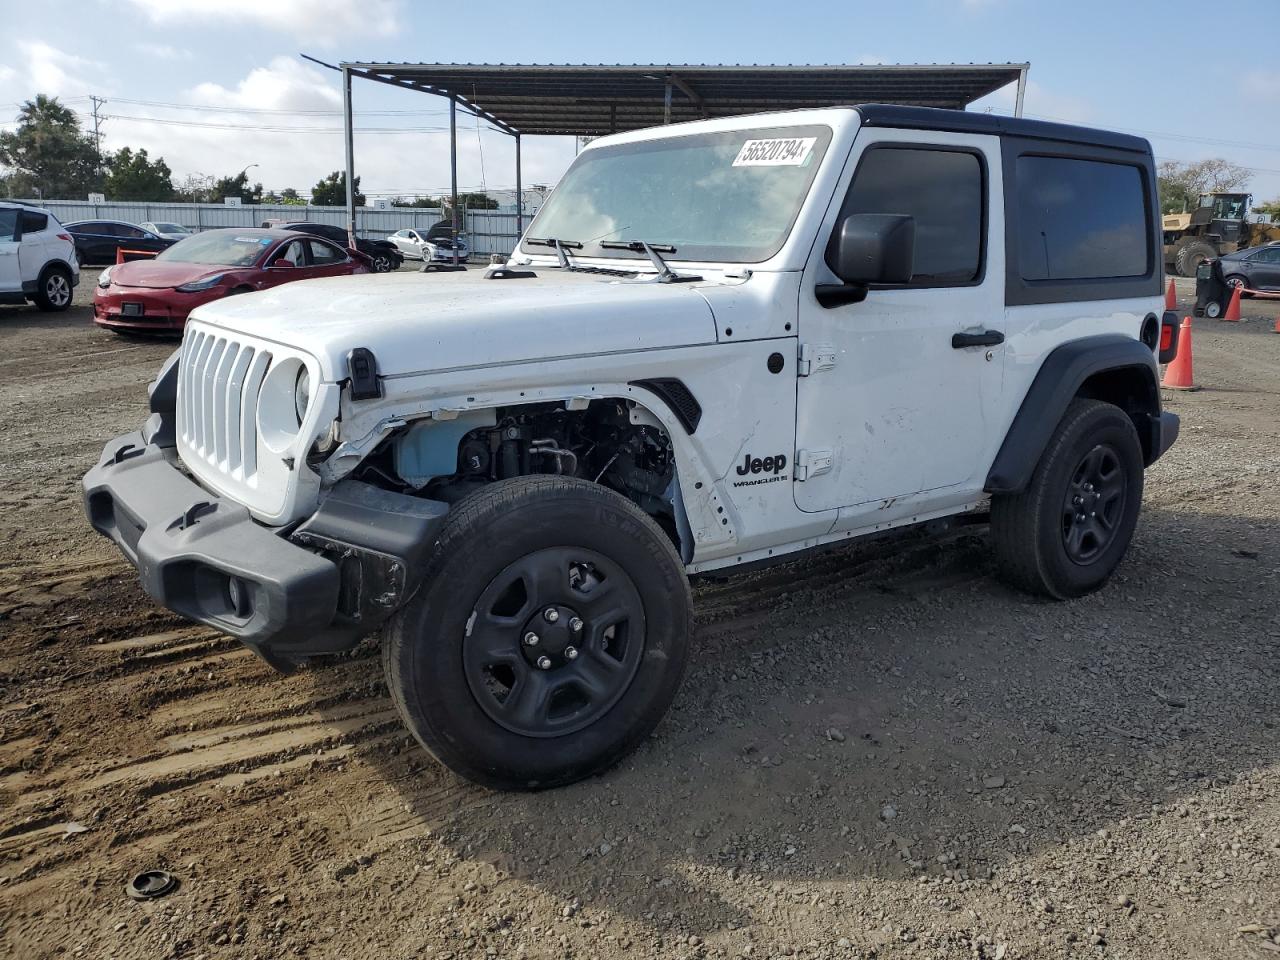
[794,448,835,482]
[797,342,837,377]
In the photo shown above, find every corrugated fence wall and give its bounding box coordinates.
[16,200,527,259]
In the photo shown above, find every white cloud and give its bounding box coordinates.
[134,42,191,61]
[15,42,107,99]
[123,0,402,43]
[189,56,342,113]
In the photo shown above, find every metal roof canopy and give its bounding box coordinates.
[317,60,1030,258]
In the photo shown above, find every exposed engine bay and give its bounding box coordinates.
[352,400,677,531]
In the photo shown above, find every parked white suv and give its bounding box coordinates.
[0,202,79,311]
[84,105,1180,790]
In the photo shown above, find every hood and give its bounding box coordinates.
[112,259,238,289]
[187,269,720,380]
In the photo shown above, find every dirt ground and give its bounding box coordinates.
[2,275,1278,960]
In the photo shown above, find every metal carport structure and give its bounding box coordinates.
[310,60,1029,259]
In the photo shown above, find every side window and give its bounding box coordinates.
[123,226,148,239]
[1257,247,1280,264]
[307,239,345,265]
[0,209,17,241]
[21,211,48,234]
[276,240,305,266]
[832,146,984,285]
[1015,156,1148,280]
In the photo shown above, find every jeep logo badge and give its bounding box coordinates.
[736,453,788,477]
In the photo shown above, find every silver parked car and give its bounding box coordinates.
[389,227,468,264]
[140,221,194,241]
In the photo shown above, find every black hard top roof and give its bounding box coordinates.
[855,104,1151,153]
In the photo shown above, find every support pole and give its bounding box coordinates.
[515,132,523,240]
[663,80,672,124]
[1014,65,1028,118]
[450,95,459,266]
[342,66,356,247]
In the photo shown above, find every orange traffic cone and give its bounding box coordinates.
[1222,284,1242,322]
[1161,317,1199,390]
[1165,277,1177,311]
[1274,317,1279,334]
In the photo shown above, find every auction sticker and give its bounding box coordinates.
[733,137,817,167]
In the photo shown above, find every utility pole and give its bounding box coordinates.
[89,95,106,174]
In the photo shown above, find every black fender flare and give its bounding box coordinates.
[985,335,1165,495]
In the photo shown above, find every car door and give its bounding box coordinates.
[17,210,50,284]
[0,208,20,294]
[262,239,307,288]
[1251,246,1280,290]
[794,130,1005,524]
[304,238,354,278]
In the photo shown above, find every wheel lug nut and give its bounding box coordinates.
[569,617,583,632]
[523,632,539,646]
[565,646,578,660]
[543,607,559,623]
[536,655,552,670]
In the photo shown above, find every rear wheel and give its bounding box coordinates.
[991,399,1144,599]
[383,475,691,790]
[33,266,73,311]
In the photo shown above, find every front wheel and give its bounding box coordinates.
[372,253,395,272]
[383,476,692,790]
[991,398,1144,599]
[1224,274,1251,298]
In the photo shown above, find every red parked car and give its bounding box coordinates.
[93,228,370,333]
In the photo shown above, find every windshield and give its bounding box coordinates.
[156,231,272,267]
[522,125,831,263]
[155,222,187,233]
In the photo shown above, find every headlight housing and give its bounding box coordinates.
[294,368,311,425]
[97,266,113,288]
[175,273,226,293]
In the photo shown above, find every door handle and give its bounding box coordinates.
[952,330,1005,349]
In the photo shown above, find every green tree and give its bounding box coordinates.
[457,191,498,210]
[311,170,364,206]
[0,94,101,199]
[210,172,263,204]
[1157,159,1252,215]
[392,195,440,208]
[1255,197,1280,219]
[104,147,174,201]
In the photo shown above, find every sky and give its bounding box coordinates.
[0,0,1277,203]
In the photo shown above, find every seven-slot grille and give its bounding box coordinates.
[178,328,272,481]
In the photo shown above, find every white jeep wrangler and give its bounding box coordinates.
[84,105,1181,790]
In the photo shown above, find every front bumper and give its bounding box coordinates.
[83,425,448,669]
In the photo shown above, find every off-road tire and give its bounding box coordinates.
[991,398,1144,600]
[382,475,692,790]
[33,265,73,311]
[1174,240,1216,278]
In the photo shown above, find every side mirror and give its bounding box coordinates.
[830,213,915,285]
[271,259,295,269]
[816,213,915,308]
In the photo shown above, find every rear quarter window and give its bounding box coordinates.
[21,211,48,234]
[1015,156,1148,280]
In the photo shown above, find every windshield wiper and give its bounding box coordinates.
[523,236,637,278]
[599,240,700,283]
